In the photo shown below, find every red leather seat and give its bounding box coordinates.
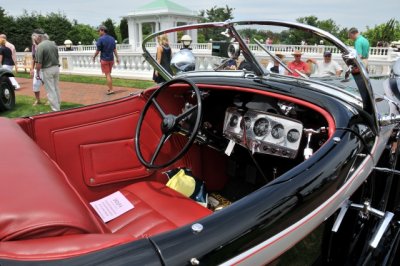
[108,181,211,237]
[0,117,211,257]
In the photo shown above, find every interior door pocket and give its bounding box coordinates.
[80,139,150,186]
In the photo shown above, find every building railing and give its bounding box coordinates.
[56,43,397,57]
[17,44,399,79]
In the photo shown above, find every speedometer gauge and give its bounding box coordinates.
[287,129,300,143]
[271,124,284,139]
[253,118,269,137]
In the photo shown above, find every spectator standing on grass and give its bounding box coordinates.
[30,34,45,106]
[33,29,61,111]
[153,34,173,84]
[348,27,370,69]
[0,37,20,89]
[93,25,119,95]
[0,34,17,73]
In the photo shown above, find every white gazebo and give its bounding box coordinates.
[126,0,199,48]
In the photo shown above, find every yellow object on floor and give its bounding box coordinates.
[166,169,196,197]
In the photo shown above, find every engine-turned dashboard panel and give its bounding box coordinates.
[223,107,303,158]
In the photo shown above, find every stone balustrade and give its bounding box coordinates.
[16,44,399,79]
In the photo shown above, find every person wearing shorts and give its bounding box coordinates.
[93,25,119,95]
[30,42,44,105]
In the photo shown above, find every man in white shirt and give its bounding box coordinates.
[308,51,343,77]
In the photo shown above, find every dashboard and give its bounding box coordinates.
[222,107,303,158]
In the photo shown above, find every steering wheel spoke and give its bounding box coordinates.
[151,98,166,118]
[150,133,169,164]
[135,78,203,169]
[176,104,198,123]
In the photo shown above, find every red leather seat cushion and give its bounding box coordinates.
[0,118,105,241]
[106,181,212,238]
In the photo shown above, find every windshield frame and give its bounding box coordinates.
[142,20,378,133]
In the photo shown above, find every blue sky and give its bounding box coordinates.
[1,0,399,32]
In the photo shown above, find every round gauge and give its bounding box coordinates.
[240,116,251,130]
[229,115,239,127]
[271,124,284,139]
[253,118,269,137]
[287,129,300,143]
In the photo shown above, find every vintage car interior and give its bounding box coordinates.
[3,18,400,265]
[0,74,334,260]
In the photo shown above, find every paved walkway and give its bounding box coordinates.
[15,77,144,105]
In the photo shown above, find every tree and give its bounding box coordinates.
[0,7,14,35]
[39,12,73,45]
[8,10,72,50]
[364,19,400,46]
[119,18,129,43]
[67,24,97,45]
[198,5,234,42]
[286,16,342,45]
[102,18,117,40]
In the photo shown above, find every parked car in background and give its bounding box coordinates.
[391,40,400,51]
[0,68,15,111]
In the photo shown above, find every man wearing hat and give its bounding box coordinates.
[93,25,120,95]
[287,50,311,77]
[308,51,343,77]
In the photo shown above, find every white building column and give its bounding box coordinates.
[138,22,143,47]
[128,19,137,48]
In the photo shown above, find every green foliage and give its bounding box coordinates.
[40,12,73,45]
[142,23,153,41]
[0,7,15,38]
[198,5,234,42]
[0,8,73,50]
[119,18,129,42]
[288,15,342,45]
[102,18,117,40]
[67,24,97,45]
[364,19,400,46]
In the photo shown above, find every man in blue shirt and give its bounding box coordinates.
[348,27,370,69]
[93,25,120,95]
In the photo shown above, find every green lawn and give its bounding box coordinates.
[1,95,82,118]
[15,73,154,89]
[1,74,153,118]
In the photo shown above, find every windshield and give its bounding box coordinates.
[143,21,372,102]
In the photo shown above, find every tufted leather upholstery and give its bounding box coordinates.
[0,117,211,258]
[108,181,211,237]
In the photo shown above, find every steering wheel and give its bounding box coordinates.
[135,78,202,169]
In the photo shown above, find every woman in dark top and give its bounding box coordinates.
[153,34,173,84]
[0,38,15,70]
[0,37,20,89]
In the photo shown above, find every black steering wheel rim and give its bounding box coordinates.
[135,77,202,169]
